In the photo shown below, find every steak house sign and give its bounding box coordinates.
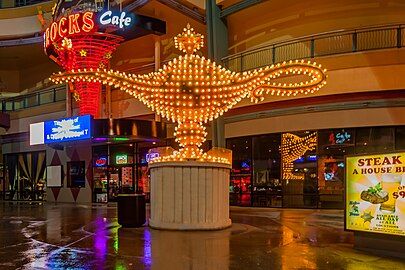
[44,11,133,48]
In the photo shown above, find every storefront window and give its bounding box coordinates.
[108,144,135,201]
[281,131,318,208]
[92,144,136,202]
[355,127,395,154]
[138,140,168,199]
[138,146,150,195]
[227,137,252,206]
[395,127,405,150]
[93,167,108,203]
[3,151,46,201]
[108,167,120,200]
[93,145,108,202]
[252,134,282,207]
[92,141,169,203]
[226,125,404,209]
[317,129,354,209]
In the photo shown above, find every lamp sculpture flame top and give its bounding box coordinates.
[51,25,328,164]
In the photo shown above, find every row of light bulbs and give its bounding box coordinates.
[174,123,208,148]
[50,25,327,164]
[51,57,326,124]
[148,149,230,165]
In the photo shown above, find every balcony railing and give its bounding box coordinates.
[0,86,66,112]
[222,24,405,72]
[0,0,50,9]
[0,58,180,112]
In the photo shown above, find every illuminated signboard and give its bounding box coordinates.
[44,12,95,48]
[346,152,405,236]
[146,152,159,163]
[95,157,107,167]
[99,11,133,29]
[116,154,128,165]
[44,115,92,143]
[328,131,352,144]
[44,10,133,48]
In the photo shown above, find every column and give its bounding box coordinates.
[206,0,228,148]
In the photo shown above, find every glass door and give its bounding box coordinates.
[137,163,149,200]
[227,137,252,206]
[108,167,120,201]
[93,167,108,203]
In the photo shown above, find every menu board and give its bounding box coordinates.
[346,152,405,236]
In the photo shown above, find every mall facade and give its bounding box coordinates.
[0,0,404,208]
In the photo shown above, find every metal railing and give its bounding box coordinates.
[126,58,175,74]
[0,86,66,112]
[0,59,178,111]
[0,0,49,8]
[222,24,405,72]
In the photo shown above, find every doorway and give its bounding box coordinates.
[3,151,46,201]
[107,166,135,201]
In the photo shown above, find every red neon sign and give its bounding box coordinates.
[95,157,107,167]
[45,12,95,48]
[44,10,125,118]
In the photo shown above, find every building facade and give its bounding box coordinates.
[0,0,404,208]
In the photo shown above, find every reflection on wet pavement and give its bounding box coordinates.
[0,202,404,270]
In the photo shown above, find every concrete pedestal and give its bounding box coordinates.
[149,161,232,230]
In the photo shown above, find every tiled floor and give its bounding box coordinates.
[0,202,404,269]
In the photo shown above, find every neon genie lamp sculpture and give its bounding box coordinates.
[51,25,327,164]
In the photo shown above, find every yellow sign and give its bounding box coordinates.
[346,152,405,236]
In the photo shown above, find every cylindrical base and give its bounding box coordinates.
[149,161,231,230]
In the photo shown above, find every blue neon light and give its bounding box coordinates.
[241,161,250,169]
[295,157,305,163]
[324,172,335,181]
[146,152,159,163]
[308,155,317,161]
[44,115,92,143]
[335,132,351,144]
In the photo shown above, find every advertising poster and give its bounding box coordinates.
[346,152,405,236]
[44,115,92,143]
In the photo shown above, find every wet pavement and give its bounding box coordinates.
[0,202,404,270]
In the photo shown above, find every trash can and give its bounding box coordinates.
[117,194,146,227]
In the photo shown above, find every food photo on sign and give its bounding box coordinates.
[345,153,405,236]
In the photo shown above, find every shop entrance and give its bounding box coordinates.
[92,141,165,203]
[93,144,136,203]
[107,165,134,201]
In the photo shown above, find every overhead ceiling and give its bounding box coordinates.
[183,0,205,9]
[0,43,53,70]
[178,0,246,9]
[216,0,244,9]
[0,0,246,71]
